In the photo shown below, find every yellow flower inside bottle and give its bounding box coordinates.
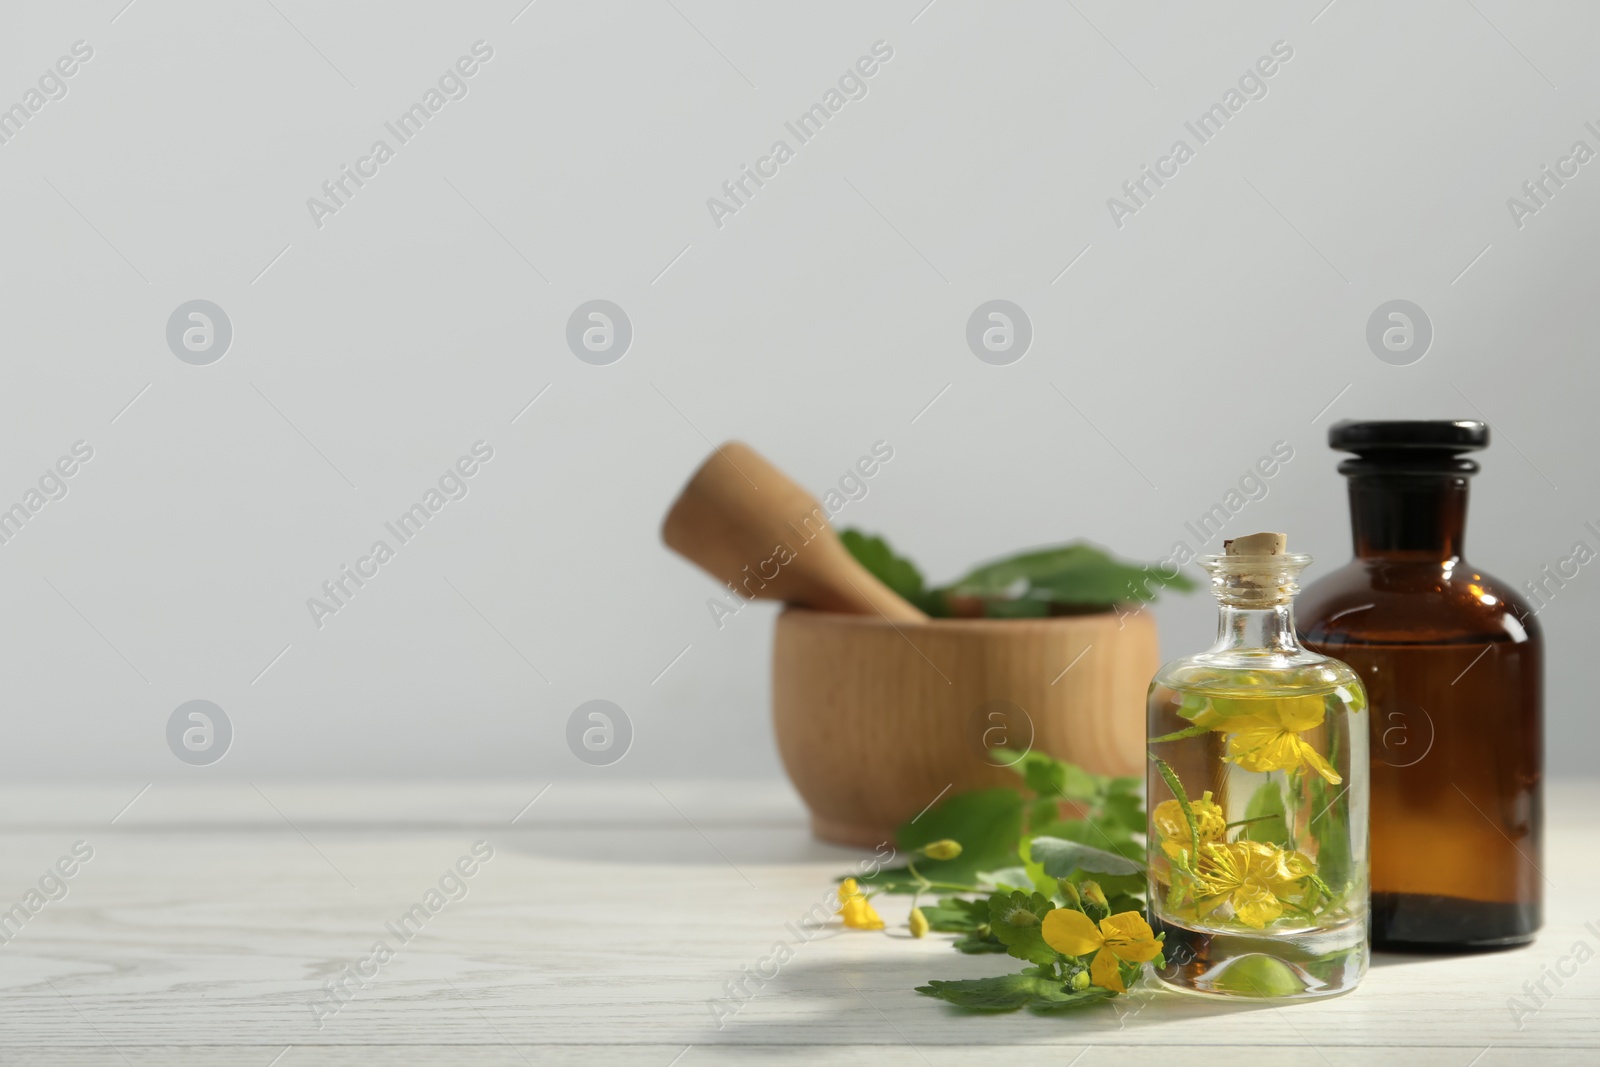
[1152,790,1227,860]
[1193,840,1318,929]
[1186,694,1342,784]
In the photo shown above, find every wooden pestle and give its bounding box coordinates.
[662,442,928,622]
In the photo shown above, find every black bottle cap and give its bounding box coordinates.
[1329,419,1487,474]
[1330,419,1487,452]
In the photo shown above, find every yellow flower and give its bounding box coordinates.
[1040,909,1161,993]
[1193,841,1316,929]
[1152,790,1226,860]
[909,907,929,938]
[836,878,884,930]
[1193,696,1341,784]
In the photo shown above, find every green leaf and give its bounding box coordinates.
[1031,818,1143,858]
[953,931,1009,954]
[1307,772,1351,892]
[1026,797,1060,833]
[987,890,1058,966]
[838,529,928,609]
[941,541,1196,608]
[1027,559,1187,607]
[1023,987,1118,1013]
[919,896,990,933]
[1015,836,1060,897]
[916,972,1112,1012]
[1060,764,1103,801]
[1240,779,1291,848]
[942,543,1109,596]
[1086,872,1148,901]
[995,749,1104,803]
[860,788,1024,893]
[848,869,928,894]
[977,597,1052,618]
[1105,892,1144,916]
[1030,835,1144,877]
[976,866,1032,892]
[1175,691,1211,722]
[1098,793,1146,840]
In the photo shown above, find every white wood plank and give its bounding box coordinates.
[0,780,809,830]
[0,782,1592,1061]
[3,1047,1599,1067]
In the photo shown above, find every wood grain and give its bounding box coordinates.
[773,607,1158,845]
[661,442,926,622]
[0,781,1594,1065]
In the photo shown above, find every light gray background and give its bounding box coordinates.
[1,0,1594,781]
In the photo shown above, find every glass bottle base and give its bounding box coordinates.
[1151,914,1368,1000]
[1372,892,1539,952]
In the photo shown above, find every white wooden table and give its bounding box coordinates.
[1,780,1595,1066]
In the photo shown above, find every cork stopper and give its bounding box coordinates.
[1205,532,1306,607]
[1224,531,1287,559]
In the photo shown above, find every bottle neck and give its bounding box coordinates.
[1212,603,1301,654]
[1346,472,1469,561]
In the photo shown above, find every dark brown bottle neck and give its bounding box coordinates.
[1346,472,1469,561]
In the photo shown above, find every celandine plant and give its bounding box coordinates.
[832,749,1167,1013]
[828,535,1367,1010]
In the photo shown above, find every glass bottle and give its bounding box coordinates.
[1298,420,1542,951]
[1146,533,1369,999]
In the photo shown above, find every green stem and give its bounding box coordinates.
[1148,724,1213,743]
[1149,754,1200,859]
[1286,769,1302,851]
[904,858,981,894]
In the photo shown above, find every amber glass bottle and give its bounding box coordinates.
[1298,420,1542,951]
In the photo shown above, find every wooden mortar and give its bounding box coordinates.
[773,607,1158,847]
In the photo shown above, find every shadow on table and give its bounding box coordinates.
[680,953,1282,1049]
[1370,943,1535,969]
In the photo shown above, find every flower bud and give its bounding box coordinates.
[920,839,963,861]
[1081,881,1108,909]
[1057,879,1081,907]
[1071,968,1090,991]
[909,907,929,938]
